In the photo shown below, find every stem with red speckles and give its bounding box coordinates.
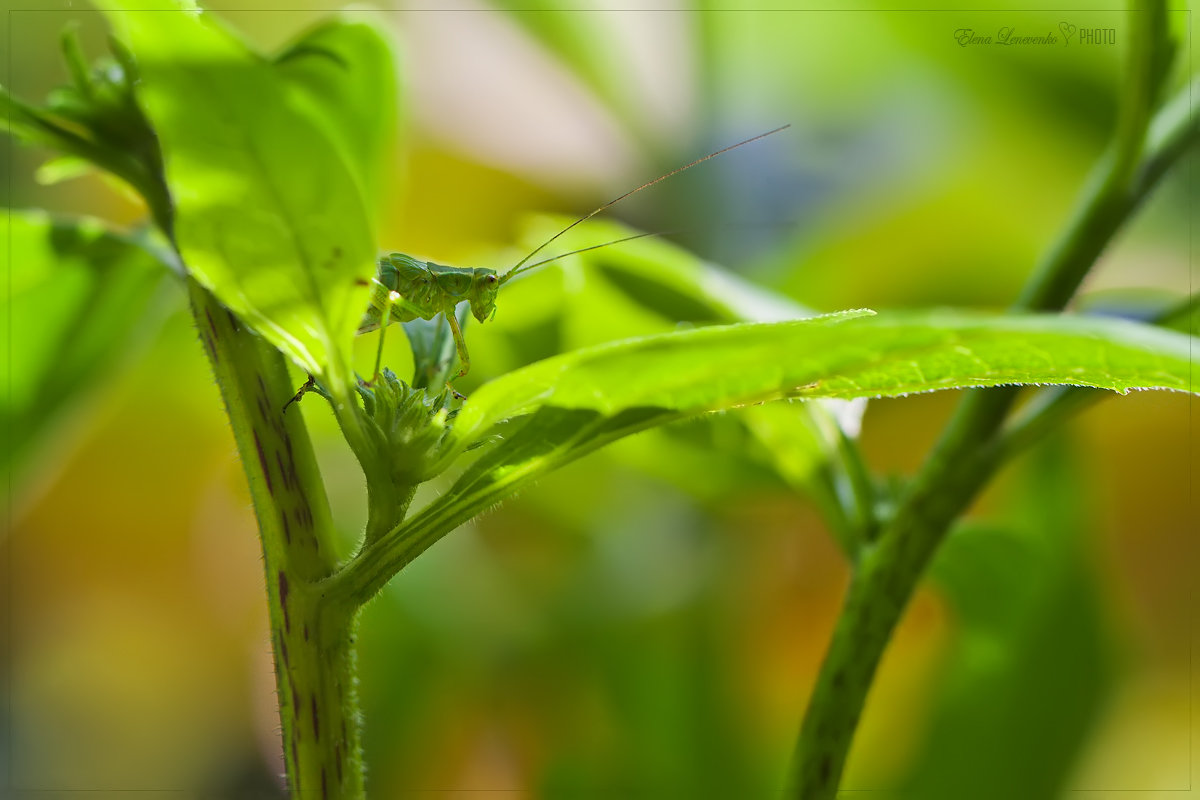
[188,278,362,797]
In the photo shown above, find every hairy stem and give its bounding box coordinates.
[188,279,362,797]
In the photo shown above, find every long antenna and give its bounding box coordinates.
[499,123,791,284]
[510,230,674,275]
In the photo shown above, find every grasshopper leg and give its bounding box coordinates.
[366,290,401,386]
[444,308,470,400]
[445,308,471,380]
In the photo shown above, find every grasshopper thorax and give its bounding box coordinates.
[428,263,500,322]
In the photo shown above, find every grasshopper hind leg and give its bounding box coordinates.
[444,309,470,399]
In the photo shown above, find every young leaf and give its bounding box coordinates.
[103,5,378,389]
[1,28,171,231]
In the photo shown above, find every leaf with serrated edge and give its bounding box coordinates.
[452,309,1197,447]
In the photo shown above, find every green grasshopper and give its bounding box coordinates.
[354,124,791,391]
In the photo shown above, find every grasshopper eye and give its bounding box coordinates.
[486,274,498,284]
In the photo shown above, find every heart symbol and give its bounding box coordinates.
[1059,21,1077,41]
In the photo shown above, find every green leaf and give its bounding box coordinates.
[35,156,95,185]
[402,305,467,390]
[499,218,864,532]
[105,5,379,387]
[507,217,811,344]
[738,399,872,554]
[274,18,398,213]
[2,210,164,477]
[341,306,1197,607]
[451,309,1198,446]
[2,23,174,233]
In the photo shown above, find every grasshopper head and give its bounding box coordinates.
[469,268,501,323]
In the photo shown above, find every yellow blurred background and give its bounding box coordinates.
[2,3,1196,797]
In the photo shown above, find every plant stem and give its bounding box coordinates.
[787,397,1003,798]
[785,10,1191,796]
[187,279,363,797]
[287,589,363,798]
[330,398,397,545]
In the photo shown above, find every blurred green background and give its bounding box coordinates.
[2,3,1196,797]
